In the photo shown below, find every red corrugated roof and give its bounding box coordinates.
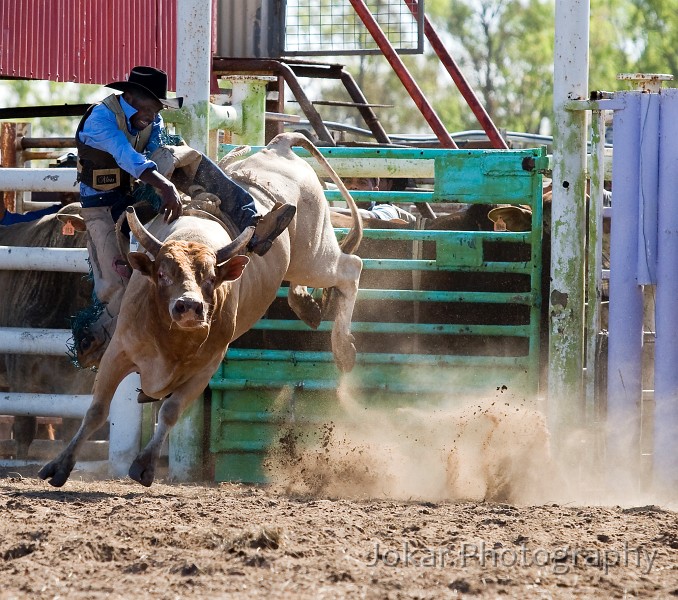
[0,0,178,89]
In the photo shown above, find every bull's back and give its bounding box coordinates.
[226,146,325,210]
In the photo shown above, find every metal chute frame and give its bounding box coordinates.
[209,143,546,483]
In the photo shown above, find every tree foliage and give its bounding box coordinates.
[0,81,100,137]
[431,0,555,133]
[625,0,678,76]
[290,0,678,140]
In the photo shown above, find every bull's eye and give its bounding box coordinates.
[202,277,215,295]
[157,270,173,286]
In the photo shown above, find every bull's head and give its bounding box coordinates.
[126,207,253,329]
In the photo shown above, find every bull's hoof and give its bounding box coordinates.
[289,292,321,329]
[129,459,155,487]
[38,455,76,488]
[335,335,357,373]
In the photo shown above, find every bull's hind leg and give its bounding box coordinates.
[332,255,362,371]
[312,253,362,372]
[39,343,132,487]
[128,368,215,487]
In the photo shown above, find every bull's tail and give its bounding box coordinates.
[273,132,363,254]
[217,144,251,170]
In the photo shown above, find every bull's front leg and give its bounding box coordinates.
[128,372,213,487]
[39,345,132,487]
[38,397,109,487]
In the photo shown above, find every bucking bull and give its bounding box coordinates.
[39,133,364,487]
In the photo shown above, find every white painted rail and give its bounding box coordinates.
[0,238,141,476]
[0,328,74,355]
[0,168,78,192]
[0,393,92,418]
[0,247,89,272]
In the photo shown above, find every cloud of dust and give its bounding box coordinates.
[264,378,573,505]
[258,359,672,507]
[551,413,675,508]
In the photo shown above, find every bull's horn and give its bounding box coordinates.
[126,206,162,258]
[215,226,255,265]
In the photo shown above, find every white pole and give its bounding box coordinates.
[0,327,74,354]
[108,374,143,478]
[0,247,89,272]
[0,393,92,418]
[175,0,213,154]
[549,0,590,448]
[170,0,212,480]
[0,168,77,192]
[169,394,205,482]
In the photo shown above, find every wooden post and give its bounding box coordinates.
[1,122,16,214]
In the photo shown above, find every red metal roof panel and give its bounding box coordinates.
[0,0,178,89]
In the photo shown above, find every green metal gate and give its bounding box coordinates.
[210,146,547,482]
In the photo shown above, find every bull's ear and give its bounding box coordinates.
[216,255,249,285]
[128,251,154,278]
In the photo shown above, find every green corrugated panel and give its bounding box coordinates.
[211,362,531,393]
[224,348,531,366]
[211,386,341,483]
[434,153,536,202]
[211,145,546,483]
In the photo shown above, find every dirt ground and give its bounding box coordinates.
[1,473,678,600]
[1,397,678,599]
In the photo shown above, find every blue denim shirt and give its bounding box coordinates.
[0,204,60,226]
[78,95,162,200]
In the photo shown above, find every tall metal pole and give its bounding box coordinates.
[653,87,678,492]
[170,0,214,480]
[0,122,17,213]
[584,108,606,421]
[549,0,590,447]
[175,0,213,153]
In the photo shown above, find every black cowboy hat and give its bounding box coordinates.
[107,66,183,109]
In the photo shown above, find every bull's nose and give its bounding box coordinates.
[174,298,204,317]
